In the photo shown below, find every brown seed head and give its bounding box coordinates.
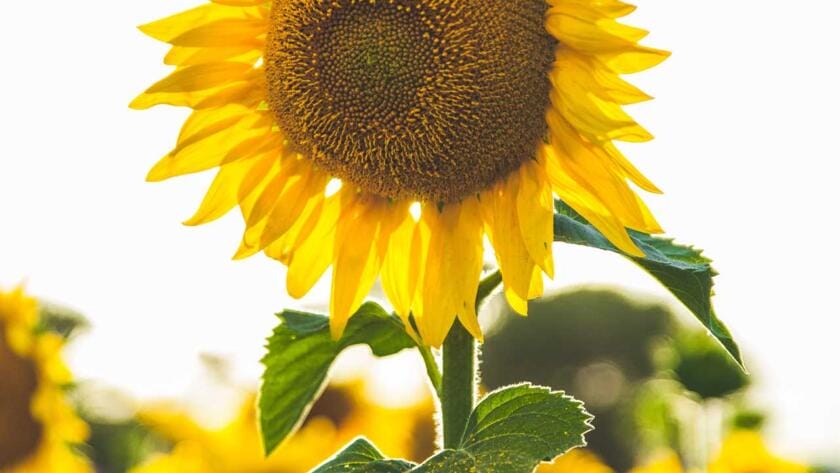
[266,0,556,202]
[0,325,43,469]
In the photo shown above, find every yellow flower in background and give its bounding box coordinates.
[0,288,92,473]
[629,432,811,473]
[629,454,684,473]
[133,0,667,346]
[709,431,810,473]
[538,449,613,473]
[130,381,435,473]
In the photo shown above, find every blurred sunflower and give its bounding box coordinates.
[538,449,613,473]
[0,288,92,473]
[629,431,811,473]
[629,454,684,473]
[709,430,810,473]
[133,0,667,345]
[130,381,435,472]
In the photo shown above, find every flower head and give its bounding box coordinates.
[133,0,667,345]
[0,287,92,473]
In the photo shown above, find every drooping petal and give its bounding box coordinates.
[264,192,325,265]
[381,205,420,323]
[285,192,344,299]
[414,199,485,346]
[517,159,555,279]
[481,178,536,316]
[329,198,397,339]
[259,166,328,250]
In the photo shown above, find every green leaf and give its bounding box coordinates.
[260,303,417,455]
[312,438,416,473]
[412,384,592,473]
[553,200,743,367]
[37,301,89,339]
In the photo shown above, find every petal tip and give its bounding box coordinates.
[129,94,152,110]
[145,164,169,182]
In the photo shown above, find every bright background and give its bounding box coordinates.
[1,0,838,463]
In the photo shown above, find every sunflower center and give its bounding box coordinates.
[0,326,43,469]
[266,0,556,201]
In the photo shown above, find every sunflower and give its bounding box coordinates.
[0,287,92,473]
[628,433,811,473]
[709,431,810,473]
[629,454,685,473]
[130,381,435,472]
[538,449,613,473]
[133,0,667,345]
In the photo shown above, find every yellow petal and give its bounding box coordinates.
[212,0,268,6]
[168,19,266,48]
[549,0,637,21]
[285,192,344,299]
[380,205,419,322]
[481,178,535,316]
[549,76,652,143]
[234,158,304,259]
[244,158,303,229]
[504,285,530,316]
[130,62,255,110]
[517,160,555,279]
[415,199,485,346]
[232,156,282,259]
[330,198,394,339]
[147,112,273,181]
[603,142,662,194]
[138,4,263,43]
[553,49,652,106]
[264,192,325,265]
[194,80,264,109]
[164,45,258,66]
[259,166,327,250]
[600,46,670,74]
[543,145,645,257]
[546,110,660,235]
[138,61,254,94]
[183,156,258,226]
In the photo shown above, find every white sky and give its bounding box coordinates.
[1,0,839,463]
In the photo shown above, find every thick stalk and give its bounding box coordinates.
[440,270,502,448]
[441,319,476,448]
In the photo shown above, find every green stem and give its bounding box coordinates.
[418,344,442,395]
[441,318,476,449]
[440,270,503,449]
[476,270,502,307]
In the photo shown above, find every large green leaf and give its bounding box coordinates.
[260,303,417,455]
[312,438,416,473]
[553,200,743,366]
[411,384,591,473]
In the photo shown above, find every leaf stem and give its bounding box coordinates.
[418,344,442,395]
[476,270,502,307]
